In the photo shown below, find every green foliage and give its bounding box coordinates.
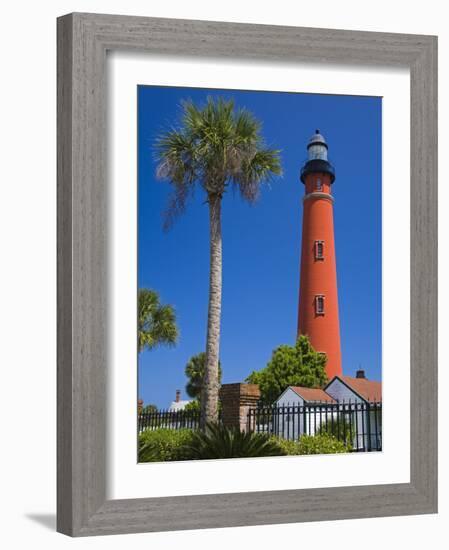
[138,429,195,462]
[138,288,178,353]
[184,398,221,414]
[141,404,158,414]
[155,97,283,230]
[246,335,328,403]
[317,416,354,446]
[185,352,222,400]
[183,399,201,412]
[271,434,351,455]
[183,423,285,459]
[139,425,284,462]
[138,427,350,462]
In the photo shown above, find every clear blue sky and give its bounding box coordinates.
[138,85,382,409]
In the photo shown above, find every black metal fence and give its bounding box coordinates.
[138,408,200,434]
[247,401,382,452]
[138,401,382,452]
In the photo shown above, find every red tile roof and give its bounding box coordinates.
[290,386,336,403]
[340,376,382,402]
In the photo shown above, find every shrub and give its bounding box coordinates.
[138,427,350,463]
[270,433,351,455]
[317,417,354,446]
[184,423,285,459]
[138,428,195,462]
[245,335,328,403]
[183,399,200,412]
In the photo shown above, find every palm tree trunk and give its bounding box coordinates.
[200,193,223,428]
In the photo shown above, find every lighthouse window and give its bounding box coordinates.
[315,240,324,260]
[316,178,322,191]
[315,295,325,315]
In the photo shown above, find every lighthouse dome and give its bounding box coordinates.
[307,129,328,149]
[307,129,329,162]
[300,129,335,183]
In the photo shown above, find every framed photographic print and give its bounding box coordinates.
[57,13,437,536]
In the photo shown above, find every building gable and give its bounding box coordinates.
[276,387,305,406]
[324,377,366,403]
[324,376,381,403]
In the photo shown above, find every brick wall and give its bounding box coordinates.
[219,383,261,432]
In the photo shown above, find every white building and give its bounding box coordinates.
[168,389,192,412]
[273,371,382,449]
[274,386,336,440]
[324,373,382,404]
[324,373,382,450]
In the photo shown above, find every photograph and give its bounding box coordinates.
[136,85,382,462]
[0,1,440,543]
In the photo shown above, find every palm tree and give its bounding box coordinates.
[155,97,282,427]
[185,352,222,401]
[138,288,178,352]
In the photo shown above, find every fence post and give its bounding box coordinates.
[219,383,261,432]
[366,402,372,451]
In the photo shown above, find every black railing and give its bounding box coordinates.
[138,402,382,452]
[138,409,200,433]
[247,401,382,452]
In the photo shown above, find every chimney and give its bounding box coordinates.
[356,369,366,379]
[175,389,181,403]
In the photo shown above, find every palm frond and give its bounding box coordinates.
[183,422,284,459]
[138,289,179,352]
[155,129,199,230]
[233,148,283,201]
[153,97,283,227]
[234,108,261,144]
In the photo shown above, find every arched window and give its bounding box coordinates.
[315,295,325,315]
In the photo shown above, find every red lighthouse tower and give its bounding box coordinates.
[298,130,342,379]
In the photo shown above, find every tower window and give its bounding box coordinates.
[316,178,322,191]
[315,240,324,260]
[315,295,325,315]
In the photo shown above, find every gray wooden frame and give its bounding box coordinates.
[57,12,437,537]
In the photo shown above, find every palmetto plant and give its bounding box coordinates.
[138,288,178,352]
[183,422,284,459]
[155,97,282,428]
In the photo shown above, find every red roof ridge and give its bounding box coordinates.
[289,386,336,403]
[339,376,382,402]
